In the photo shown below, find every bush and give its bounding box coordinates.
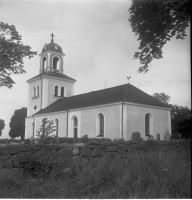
[21,150,58,178]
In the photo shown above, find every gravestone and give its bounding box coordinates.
[156,133,160,141]
[132,132,141,142]
[165,131,171,141]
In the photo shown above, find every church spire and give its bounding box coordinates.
[50,33,55,43]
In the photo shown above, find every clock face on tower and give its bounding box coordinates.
[54,45,58,50]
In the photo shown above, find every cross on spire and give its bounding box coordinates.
[50,33,55,43]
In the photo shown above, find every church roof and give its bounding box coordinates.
[41,42,64,54]
[27,71,76,82]
[34,84,171,116]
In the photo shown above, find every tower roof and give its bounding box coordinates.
[41,33,64,54]
[34,84,172,116]
[41,42,64,54]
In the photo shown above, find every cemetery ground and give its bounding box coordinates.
[0,138,191,198]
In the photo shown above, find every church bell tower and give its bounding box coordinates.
[26,34,76,117]
[40,33,65,74]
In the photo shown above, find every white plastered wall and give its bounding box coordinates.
[42,77,75,109]
[27,79,42,117]
[25,117,35,139]
[25,112,67,139]
[68,111,81,138]
[124,104,171,141]
[25,103,171,141]
[80,104,121,140]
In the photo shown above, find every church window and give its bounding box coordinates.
[33,87,36,97]
[37,86,39,96]
[32,122,34,138]
[42,57,46,71]
[72,116,78,138]
[55,118,59,137]
[145,113,152,136]
[53,56,59,71]
[61,87,64,97]
[34,105,37,110]
[97,113,104,137]
[55,86,58,96]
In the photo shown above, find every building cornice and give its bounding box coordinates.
[33,102,122,117]
[32,101,171,118]
[124,102,172,110]
[42,75,76,83]
[27,74,76,83]
[39,51,65,56]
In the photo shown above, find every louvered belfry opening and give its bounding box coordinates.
[42,57,46,71]
[53,57,59,70]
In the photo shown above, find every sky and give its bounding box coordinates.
[0,0,191,139]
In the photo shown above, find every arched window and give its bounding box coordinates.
[97,113,104,137]
[73,116,78,138]
[32,122,34,138]
[53,56,59,70]
[37,86,39,96]
[145,113,152,136]
[42,57,46,71]
[55,86,58,96]
[61,87,64,97]
[55,118,59,137]
[34,87,36,97]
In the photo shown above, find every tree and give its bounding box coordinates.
[177,115,191,139]
[170,104,191,139]
[0,22,37,88]
[153,92,191,139]
[152,92,171,104]
[0,119,5,137]
[36,118,56,145]
[9,107,27,139]
[129,0,190,73]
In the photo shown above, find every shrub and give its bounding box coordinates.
[21,150,58,178]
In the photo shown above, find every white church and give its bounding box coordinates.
[25,35,172,141]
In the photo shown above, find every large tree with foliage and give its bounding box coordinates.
[153,92,191,139]
[129,0,190,73]
[152,92,171,104]
[177,114,191,139]
[0,119,5,137]
[170,104,191,139]
[0,22,37,88]
[9,107,27,139]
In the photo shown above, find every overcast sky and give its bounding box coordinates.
[0,0,191,139]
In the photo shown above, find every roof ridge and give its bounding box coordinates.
[64,83,129,98]
[90,83,128,92]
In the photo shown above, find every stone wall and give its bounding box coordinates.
[0,140,191,180]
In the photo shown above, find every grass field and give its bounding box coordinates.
[0,142,191,199]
